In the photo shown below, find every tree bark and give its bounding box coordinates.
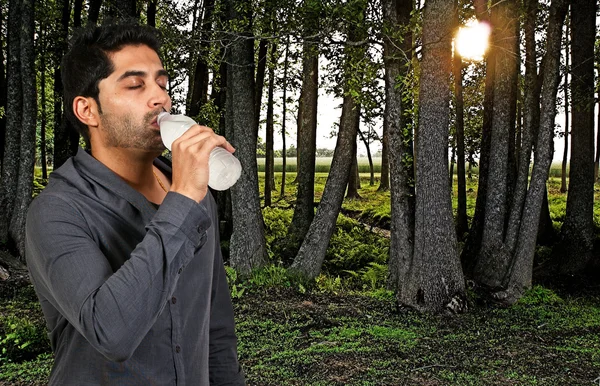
[358,128,375,185]
[225,0,267,276]
[503,0,568,301]
[346,126,362,199]
[88,0,102,24]
[40,25,47,180]
[11,0,36,257]
[73,0,83,27]
[378,111,390,191]
[254,38,268,138]
[397,0,465,313]
[147,0,157,27]
[453,31,468,238]
[473,0,520,289]
[554,0,596,274]
[384,0,415,293]
[52,0,74,169]
[0,0,23,248]
[188,0,214,117]
[279,37,290,200]
[460,0,494,275]
[289,0,367,279]
[594,91,600,182]
[560,19,569,193]
[264,42,277,207]
[0,5,8,171]
[289,2,319,242]
[504,0,538,255]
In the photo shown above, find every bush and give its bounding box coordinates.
[0,314,49,364]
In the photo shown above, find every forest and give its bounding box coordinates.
[0,0,599,384]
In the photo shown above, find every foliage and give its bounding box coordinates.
[0,289,49,366]
[517,285,564,306]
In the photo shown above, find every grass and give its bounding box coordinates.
[4,283,599,385]
[4,163,599,384]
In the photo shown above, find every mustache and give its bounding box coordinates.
[145,108,165,124]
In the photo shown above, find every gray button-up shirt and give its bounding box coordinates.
[25,148,245,385]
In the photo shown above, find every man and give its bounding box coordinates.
[25,22,245,385]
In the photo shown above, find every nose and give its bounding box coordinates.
[148,83,171,111]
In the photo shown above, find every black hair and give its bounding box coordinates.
[61,20,162,148]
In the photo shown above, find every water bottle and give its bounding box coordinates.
[157,112,242,191]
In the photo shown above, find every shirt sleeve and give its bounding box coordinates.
[25,191,211,363]
[206,195,246,386]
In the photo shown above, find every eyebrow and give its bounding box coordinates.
[117,69,169,82]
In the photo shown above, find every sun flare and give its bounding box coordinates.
[455,20,491,61]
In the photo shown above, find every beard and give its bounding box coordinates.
[99,109,165,152]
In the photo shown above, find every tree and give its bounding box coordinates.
[460,0,494,275]
[188,0,214,117]
[0,0,36,258]
[452,9,468,238]
[290,0,367,279]
[264,40,277,207]
[289,0,320,243]
[560,18,569,193]
[88,0,102,24]
[472,0,520,289]
[52,0,74,169]
[553,0,596,274]
[225,0,268,276]
[384,0,415,293]
[400,0,466,313]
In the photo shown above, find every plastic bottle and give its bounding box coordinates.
[157,112,242,191]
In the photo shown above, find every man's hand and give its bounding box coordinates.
[169,125,235,202]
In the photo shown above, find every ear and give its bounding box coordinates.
[73,96,100,128]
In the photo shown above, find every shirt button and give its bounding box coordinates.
[197,225,203,233]
[171,296,177,304]
[175,345,181,353]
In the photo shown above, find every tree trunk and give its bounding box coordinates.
[225,0,267,276]
[460,0,494,276]
[52,0,73,169]
[40,25,47,180]
[503,0,568,301]
[595,93,600,182]
[378,111,390,191]
[264,42,276,207]
[346,138,362,199]
[11,0,36,257]
[560,19,569,193]
[397,0,465,313]
[254,38,268,137]
[88,0,102,24]
[384,0,415,293]
[279,36,290,200]
[290,0,367,279]
[449,139,455,189]
[554,0,596,274]
[0,0,23,249]
[0,5,8,171]
[473,0,520,289]
[188,0,214,117]
[147,0,157,27]
[504,0,539,255]
[358,128,375,185]
[289,4,319,242]
[73,0,83,27]
[453,38,468,238]
[537,185,555,245]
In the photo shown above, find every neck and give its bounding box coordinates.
[91,146,159,189]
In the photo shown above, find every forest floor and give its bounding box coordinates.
[1,276,600,385]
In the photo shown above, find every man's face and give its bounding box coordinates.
[95,44,172,152]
